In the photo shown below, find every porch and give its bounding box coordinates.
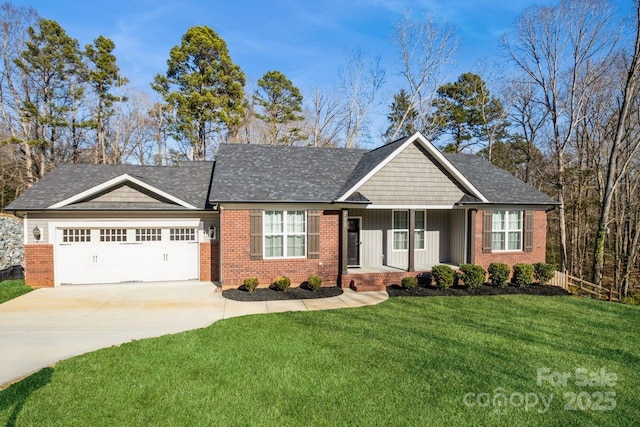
[342,264,460,292]
[340,207,470,291]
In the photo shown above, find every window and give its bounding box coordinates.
[492,210,522,251]
[415,211,426,250]
[100,228,126,242]
[170,228,196,241]
[136,228,161,242]
[393,211,408,250]
[62,229,90,243]
[264,211,306,258]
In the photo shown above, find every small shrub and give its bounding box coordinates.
[243,277,259,293]
[431,265,454,289]
[488,263,510,287]
[273,276,291,291]
[512,263,534,287]
[401,276,418,289]
[534,262,556,285]
[307,275,322,291]
[459,264,486,289]
[453,271,462,286]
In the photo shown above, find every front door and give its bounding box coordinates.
[347,217,360,267]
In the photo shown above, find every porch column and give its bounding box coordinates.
[340,208,349,276]
[408,209,415,272]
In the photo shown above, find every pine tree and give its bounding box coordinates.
[384,88,417,141]
[85,35,128,164]
[152,26,246,160]
[254,70,305,145]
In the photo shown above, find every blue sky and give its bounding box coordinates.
[11,0,634,137]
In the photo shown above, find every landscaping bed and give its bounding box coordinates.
[387,283,571,297]
[222,285,343,301]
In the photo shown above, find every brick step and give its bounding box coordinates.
[349,277,386,292]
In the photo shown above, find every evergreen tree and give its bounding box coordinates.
[15,18,85,177]
[152,26,245,159]
[85,35,128,164]
[384,88,417,141]
[254,70,305,145]
[430,72,508,153]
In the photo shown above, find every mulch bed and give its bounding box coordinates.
[387,283,571,297]
[222,285,343,302]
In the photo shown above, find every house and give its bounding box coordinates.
[7,132,558,290]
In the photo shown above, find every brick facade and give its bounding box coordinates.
[24,244,54,287]
[220,209,340,288]
[199,241,220,282]
[472,209,547,271]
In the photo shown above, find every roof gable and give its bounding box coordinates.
[49,173,196,209]
[6,162,214,211]
[337,132,488,203]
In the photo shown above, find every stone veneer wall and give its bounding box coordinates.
[0,214,23,269]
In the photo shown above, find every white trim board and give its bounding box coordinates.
[47,174,197,210]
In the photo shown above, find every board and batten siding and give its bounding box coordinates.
[448,209,466,265]
[356,141,465,205]
[349,209,388,267]
[349,208,466,269]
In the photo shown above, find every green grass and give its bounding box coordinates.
[1,295,638,426]
[0,280,32,304]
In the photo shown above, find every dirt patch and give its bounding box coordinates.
[222,285,343,302]
[387,283,571,297]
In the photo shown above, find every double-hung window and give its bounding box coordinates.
[393,211,408,250]
[492,210,522,251]
[264,211,306,258]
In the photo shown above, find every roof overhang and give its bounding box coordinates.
[336,132,488,203]
[47,174,197,210]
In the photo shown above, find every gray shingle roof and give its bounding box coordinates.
[209,144,366,202]
[443,153,558,205]
[7,161,213,210]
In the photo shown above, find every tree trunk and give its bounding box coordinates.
[592,4,640,285]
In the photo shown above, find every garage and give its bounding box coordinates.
[54,223,200,285]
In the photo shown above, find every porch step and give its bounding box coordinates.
[349,277,386,292]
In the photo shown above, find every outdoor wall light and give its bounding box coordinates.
[33,226,41,241]
[208,226,217,240]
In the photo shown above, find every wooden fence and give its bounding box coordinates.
[550,271,619,302]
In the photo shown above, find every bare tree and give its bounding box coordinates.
[502,0,616,273]
[339,48,385,148]
[390,12,459,141]
[0,3,39,187]
[592,1,640,285]
[306,87,345,147]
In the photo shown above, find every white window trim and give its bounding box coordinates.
[392,210,409,252]
[492,210,523,252]
[414,210,427,251]
[263,210,307,259]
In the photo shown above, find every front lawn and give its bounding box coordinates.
[0,280,32,304]
[1,295,638,426]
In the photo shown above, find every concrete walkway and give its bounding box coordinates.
[0,282,387,388]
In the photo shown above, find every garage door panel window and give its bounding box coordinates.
[62,229,91,243]
[170,228,196,241]
[136,228,161,242]
[100,228,127,242]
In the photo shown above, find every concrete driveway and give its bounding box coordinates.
[0,281,387,388]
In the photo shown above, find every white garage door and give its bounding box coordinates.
[55,226,199,285]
